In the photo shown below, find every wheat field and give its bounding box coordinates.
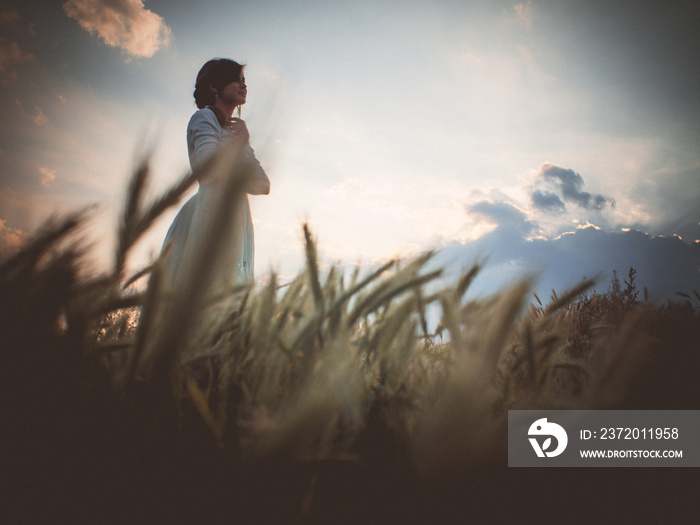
[2,147,698,523]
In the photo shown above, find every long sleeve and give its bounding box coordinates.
[187,108,227,173]
[242,144,270,183]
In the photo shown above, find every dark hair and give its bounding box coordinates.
[193,58,245,109]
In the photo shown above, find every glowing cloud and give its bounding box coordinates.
[62,0,171,58]
[0,218,25,256]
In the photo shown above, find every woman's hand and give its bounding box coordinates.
[227,118,270,195]
[228,117,250,143]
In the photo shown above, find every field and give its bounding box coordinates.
[2,150,699,523]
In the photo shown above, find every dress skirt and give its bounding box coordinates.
[161,182,255,289]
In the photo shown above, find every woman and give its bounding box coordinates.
[162,58,270,288]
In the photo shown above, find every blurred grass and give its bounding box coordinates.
[1,148,699,523]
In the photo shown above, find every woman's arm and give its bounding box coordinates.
[243,144,270,195]
[188,109,225,181]
[247,176,271,196]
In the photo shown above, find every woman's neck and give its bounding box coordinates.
[211,100,235,119]
[208,104,237,129]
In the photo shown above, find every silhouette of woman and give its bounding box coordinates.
[162,58,270,288]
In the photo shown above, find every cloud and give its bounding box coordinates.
[62,0,171,58]
[469,200,535,237]
[0,37,34,82]
[439,217,700,303]
[514,1,534,28]
[38,167,56,187]
[0,218,26,257]
[434,157,700,302]
[530,190,565,213]
[533,162,615,212]
[33,106,48,127]
[0,6,19,24]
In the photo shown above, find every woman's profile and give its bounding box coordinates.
[162,58,270,289]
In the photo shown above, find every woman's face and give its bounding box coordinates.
[218,72,247,107]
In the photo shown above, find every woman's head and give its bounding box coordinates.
[193,58,245,109]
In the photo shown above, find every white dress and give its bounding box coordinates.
[161,107,269,288]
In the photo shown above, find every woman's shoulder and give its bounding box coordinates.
[188,107,219,131]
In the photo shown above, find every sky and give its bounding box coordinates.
[0,0,699,302]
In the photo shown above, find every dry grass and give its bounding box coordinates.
[2,147,698,522]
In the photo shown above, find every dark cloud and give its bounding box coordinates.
[440,184,700,303]
[531,190,565,213]
[439,223,700,304]
[532,162,615,212]
[469,200,534,234]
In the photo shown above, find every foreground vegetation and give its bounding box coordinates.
[2,151,698,523]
